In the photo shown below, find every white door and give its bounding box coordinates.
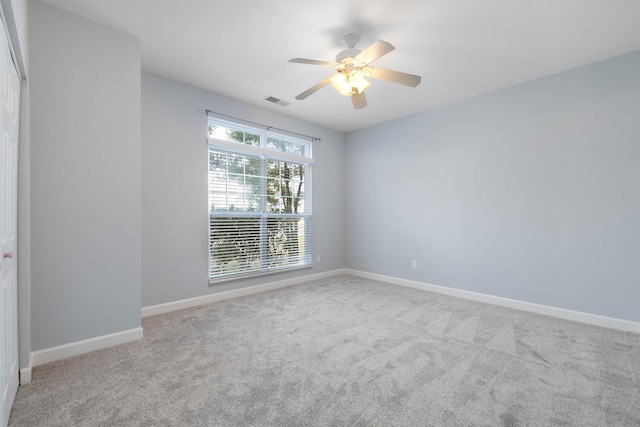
[0,15,20,427]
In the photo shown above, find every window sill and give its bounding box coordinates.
[208,263,313,285]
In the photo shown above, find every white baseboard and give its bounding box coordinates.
[23,269,639,374]
[19,366,31,385]
[142,268,348,318]
[30,327,144,368]
[346,269,640,334]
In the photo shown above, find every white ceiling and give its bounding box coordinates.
[41,0,640,133]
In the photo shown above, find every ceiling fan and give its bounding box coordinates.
[289,33,421,109]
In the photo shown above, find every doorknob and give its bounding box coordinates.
[3,252,13,259]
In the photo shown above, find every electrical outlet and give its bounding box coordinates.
[411,260,417,269]
[316,255,321,263]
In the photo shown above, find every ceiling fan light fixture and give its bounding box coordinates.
[330,69,370,97]
[349,69,365,85]
[356,78,370,94]
[330,72,351,96]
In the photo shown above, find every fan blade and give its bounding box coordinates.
[295,76,332,100]
[351,92,367,109]
[368,67,421,87]
[289,58,337,67]
[355,40,395,65]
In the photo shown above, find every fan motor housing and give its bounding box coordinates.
[336,48,361,63]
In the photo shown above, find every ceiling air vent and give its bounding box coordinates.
[264,96,290,107]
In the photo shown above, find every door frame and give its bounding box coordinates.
[0,0,28,389]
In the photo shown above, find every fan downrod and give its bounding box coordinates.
[336,33,362,63]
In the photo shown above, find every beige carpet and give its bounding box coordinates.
[9,275,640,426]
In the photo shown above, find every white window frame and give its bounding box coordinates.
[208,117,313,283]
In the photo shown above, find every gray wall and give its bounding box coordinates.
[346,51,640,322]
[29,1,142,350]
[141,71,346,307]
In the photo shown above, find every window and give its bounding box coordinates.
[208,118,313,282]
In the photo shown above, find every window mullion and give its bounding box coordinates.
[259,154,268,270]
[225,152,230,210]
